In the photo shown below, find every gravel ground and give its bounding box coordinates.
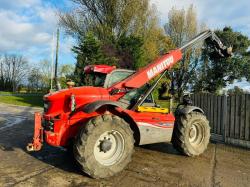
[0,103,249,187]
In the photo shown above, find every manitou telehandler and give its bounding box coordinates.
[27,30,232,178]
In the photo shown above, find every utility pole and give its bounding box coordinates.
[54,28,61,90]
[50,32,55,90]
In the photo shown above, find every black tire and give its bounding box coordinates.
[73,114,134,179]
[64,140,74,158]
[172,112,210,156]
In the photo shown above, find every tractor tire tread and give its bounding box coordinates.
[73,114,134,179]
[172,111,210,157]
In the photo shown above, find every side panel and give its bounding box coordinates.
[137,122,174,145]
[125,110,175,145]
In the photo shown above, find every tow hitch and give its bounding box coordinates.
[26,112,43,151]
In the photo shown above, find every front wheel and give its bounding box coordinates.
[73,115,134,178]
[172,112,210,156]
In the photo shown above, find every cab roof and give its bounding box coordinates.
[84,65,116,74]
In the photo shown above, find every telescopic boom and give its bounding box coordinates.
[110,30,232,91]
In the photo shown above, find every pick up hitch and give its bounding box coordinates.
[26,112,43,151]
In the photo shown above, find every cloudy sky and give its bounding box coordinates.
[152,0,250,35]
[0,0,74,65]
[0,0,250,89]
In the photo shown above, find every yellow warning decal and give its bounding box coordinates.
[137,106,169,114]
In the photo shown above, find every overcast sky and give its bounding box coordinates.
[0,0,250,89]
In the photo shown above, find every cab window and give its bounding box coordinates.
[106,71,134,87]
[118,84,155,109]
[84,73,106,87]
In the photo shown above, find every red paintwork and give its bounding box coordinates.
[123,109,175,128]
[84,64,116,74]
[109,49,182,90]
[26,112,43,151]
[28,49,184,150]
[39,86,111,147]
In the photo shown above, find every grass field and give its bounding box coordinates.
[0,91,13,94]
[0,93,44,107]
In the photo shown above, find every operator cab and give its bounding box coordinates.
[83,65,115,87]
[84,65,157,109]
[84,65,134,88]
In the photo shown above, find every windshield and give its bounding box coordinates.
[84,73,106,87]
[106,71,134,87]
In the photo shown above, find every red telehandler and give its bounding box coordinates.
[27,30,232,178]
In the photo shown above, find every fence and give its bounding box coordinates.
[190,93,250,148]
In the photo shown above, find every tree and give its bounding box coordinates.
[227,86,249,95]
[142,5,175,64]
[39,60,53,89]
[58,64,75,88]
[60,0,173,70]
[59,64,74,78]
[116,35,144,69]
[164,5,202,99]
[60,0,152,42]
[26,60,74,91]
[72,32,116,86]
[193,27,250,93]
[28,67,43,92]
[0,54,28,92]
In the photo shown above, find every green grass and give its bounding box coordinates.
[0,91,12,94]
[0,94,44,107]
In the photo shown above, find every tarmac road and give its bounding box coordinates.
[0,103,249,187]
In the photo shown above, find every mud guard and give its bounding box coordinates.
[83,100,124,113]
[176,105,204,115]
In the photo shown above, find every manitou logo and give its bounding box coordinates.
[146,56,174,79]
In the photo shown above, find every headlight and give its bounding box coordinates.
[70,94,76,112]
[44,101,50,112]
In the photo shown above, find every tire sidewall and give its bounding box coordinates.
[183,113,210,155]
[74,116,134,178]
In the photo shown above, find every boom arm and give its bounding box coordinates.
[109,30,232,92]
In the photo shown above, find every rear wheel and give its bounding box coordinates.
[73,115,134,178]
[172,112,210,156]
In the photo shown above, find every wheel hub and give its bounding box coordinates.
[189,122,205,146]
[100,139,112,153]
[94,130,125,166]
[189,126,197,139]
